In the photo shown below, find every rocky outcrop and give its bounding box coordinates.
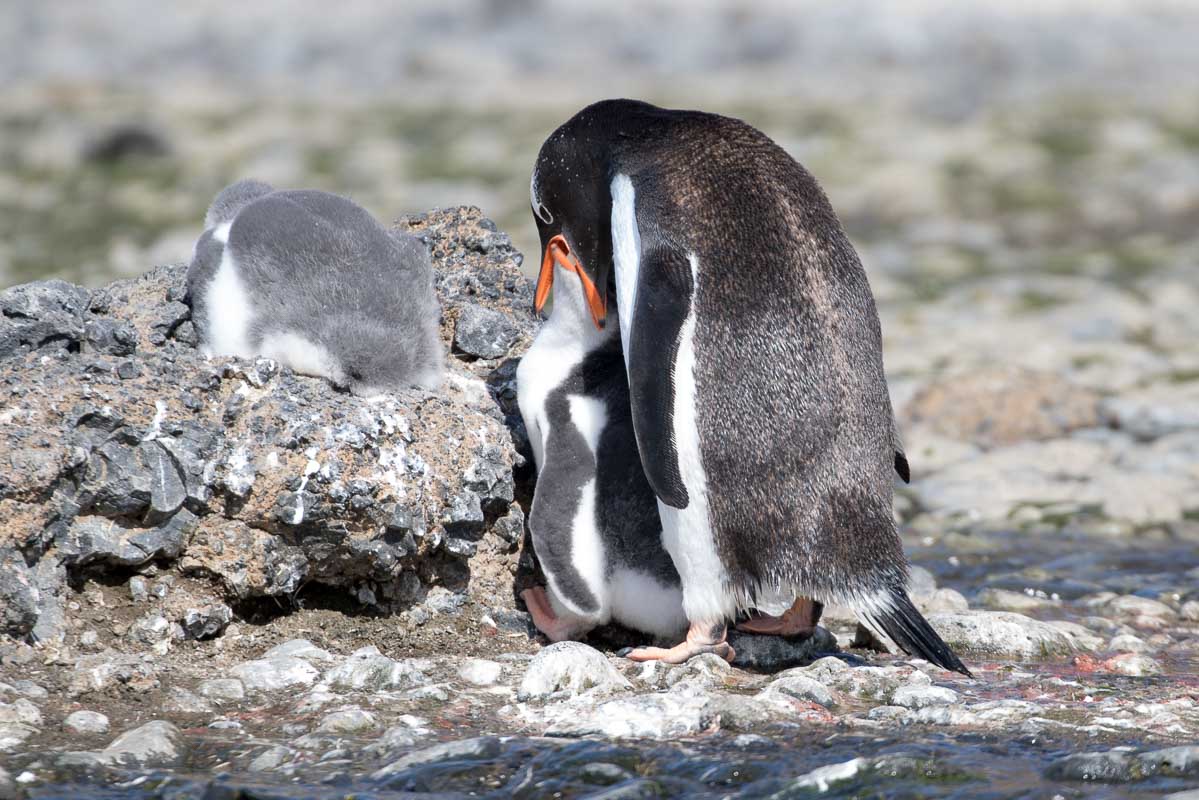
[0,206,536,641]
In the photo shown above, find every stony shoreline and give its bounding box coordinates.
[1,205,1198,797]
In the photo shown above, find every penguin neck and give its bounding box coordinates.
[546,267,617,351]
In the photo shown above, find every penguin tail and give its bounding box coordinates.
[860,588,972,677]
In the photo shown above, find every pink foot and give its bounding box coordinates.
[737,598,822,637]
[520,586,577,643]
[625,620,735,664]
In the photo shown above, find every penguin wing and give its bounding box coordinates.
[892,416,911,483]
[625,242,694,510]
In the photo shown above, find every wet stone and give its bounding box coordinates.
[728,626,839,671]
[518,641,632,700]
[372,736,502,781]
[891,684,960,709]
[61,720,185,769]
[318,709,379,733]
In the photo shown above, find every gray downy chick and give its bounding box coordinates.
[187,179,443,395]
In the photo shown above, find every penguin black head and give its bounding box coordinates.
[530,100,665,329]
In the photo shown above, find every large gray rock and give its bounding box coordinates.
[60,720,185,769]
[324,646,428,691]
[927,610,1097,658]
[0,207,535,637]
[230,656,320,693]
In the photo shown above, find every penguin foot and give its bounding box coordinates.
[624,621,735,664]
[736,598,823,637]
[520,586,577,643]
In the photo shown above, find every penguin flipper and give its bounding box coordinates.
[626,244,694,509]
[860,588,972,677]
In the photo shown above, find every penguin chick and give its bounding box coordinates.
[187,180,443,395]
[516,242,687,643]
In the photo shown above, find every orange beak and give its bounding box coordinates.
[534,233,607,329]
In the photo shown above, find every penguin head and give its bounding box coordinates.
[529,111,620,330]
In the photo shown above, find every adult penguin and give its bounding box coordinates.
[528,99,969,675]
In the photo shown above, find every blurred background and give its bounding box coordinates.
[3,0,1198,292]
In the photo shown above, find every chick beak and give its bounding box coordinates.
[534,234,606,329]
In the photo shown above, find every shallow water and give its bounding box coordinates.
[16,525,1197,799]
[25,729,1196,799]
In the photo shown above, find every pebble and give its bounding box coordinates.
[63,710,110,735]
[248,745,293,772]
[318,709,379,734]
[544,691,712,739]
[517,641,631,700]
[198,678,246,702]
[1108,633,1151,653]
[324,647,427,691]
[181,604,233,639]
[458,658,503,686]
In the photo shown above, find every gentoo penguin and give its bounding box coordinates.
[527,100,969,675]
[515,232,687,642]
[187,180,442,395]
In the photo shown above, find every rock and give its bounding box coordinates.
[760,674,836,708]
[728,626,838,671]
[545,692,713,739]
[458,658,503,686]
[1,207,533,636]
[976,588,1058,613]
[63,710,110,735]
[0,279,90,357]
[1108,633,1151,653]
[181,604,233,639]
[1138,745,1199,776]
[0,549,38,637]
[0,697,41,727]
[264,639,337,664]
[453,303,519,359]
[325,647,427,691]
[1103,653,1162,676]
[517,642,632,700]
[318,709,379,734]
[1181,601,1199,622]
[903,367,1101,448]
[197,678,245,702]
[163,687,213,714]
[787,758,867,792]
[128,612,171,645]
[1103,382,1199,440]
[248,744,294,772]
[926,611,1092,658]
[372,736,502,780]
[1104,595,1175,619]
[1045,750,1138,783]
[231,655,320,692]
[0,767,12,800]
[891,685,959,709]
[62,721,185,769]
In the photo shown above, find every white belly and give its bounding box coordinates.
[202,241,255,360]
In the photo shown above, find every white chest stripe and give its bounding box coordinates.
[567,394,607,456]
[655,254,733,622]
[610,173,641,372]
